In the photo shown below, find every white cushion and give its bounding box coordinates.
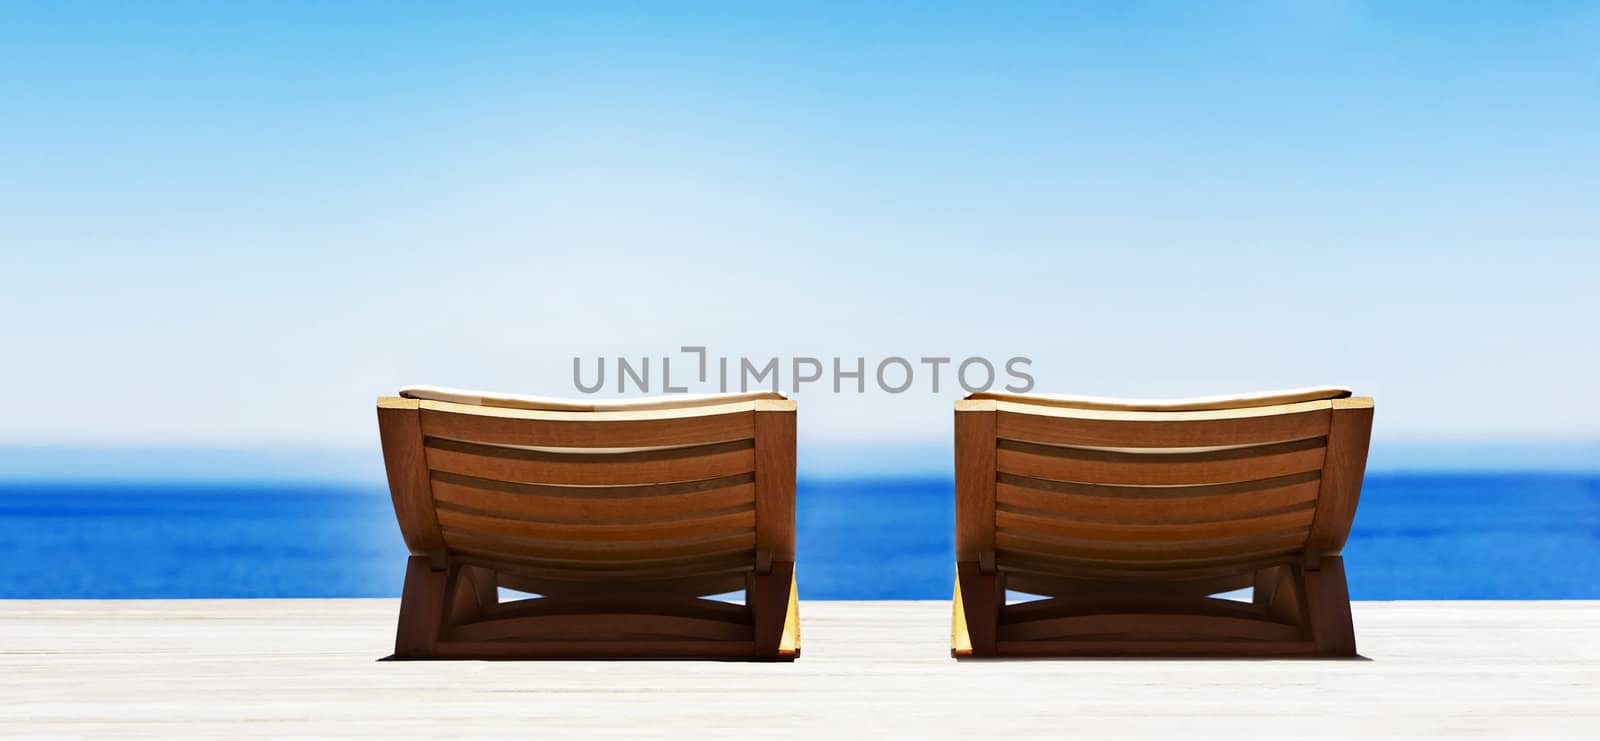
[968,385,1353,412]
[398,385,785,412]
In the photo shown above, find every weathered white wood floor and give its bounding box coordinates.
[2,600,1597,739]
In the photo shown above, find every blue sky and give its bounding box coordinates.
[1,2,1597,477]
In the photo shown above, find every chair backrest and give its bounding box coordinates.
[376,391,796,594]
[955,390,1374,582]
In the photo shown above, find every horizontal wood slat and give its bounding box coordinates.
[996,507,1315,543]
[996,528,1309,562]
[424,437,755,486]
[494,571,749,598]
[991,639,1320,657]
[425,639,759,659]
[441,527,755,563]
[419,405,756,448]
[997,547,1302,581]
[451,548,755,582]
[486,595,750,624]
[995,437,1326,486]
[436,506,753,544]
[1004,572,1256,601]
[995,473,1321,524]
[998,613,1303,643]
[450,613,755,643]
[1002,595,1269,624]
[996,405,1330,449]
[430,474,755,523]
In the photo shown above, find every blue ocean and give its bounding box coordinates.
[1,475,1596,599]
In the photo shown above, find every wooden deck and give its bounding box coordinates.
[2,600,1597,738]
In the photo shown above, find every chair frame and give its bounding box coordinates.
[952,395,1373,658]
[378,395,800,660]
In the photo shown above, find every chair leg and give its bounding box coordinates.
[956,561,1001,656]
[1303,556,1357,657]
[394,556,450,658]
[1261,565,1306,625]
[750,561,797,660]
[1252,565,1282,611]
[448,565,498,624]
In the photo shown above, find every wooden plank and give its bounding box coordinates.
[449,613,754,642]
[998,613,1303,642]
[753,407,797,562]
[450,548,755,582]
[995,437,1326,486]
[996,528,1309,563]
[996,507,1315,543]
[376,399,445,556]
[992,639,1321,657]
[417,639,761,660]
[1001,594,1270,623]
[393,556,448,657]
[1308,398,1375,557]
[1004,572,1255,600]
[423,437,755,486]
[435,506,753,543]
[418,401,757,448]
[484,594,750,623]
[1305,555,1358,656]
[750,561,796,658]
[954,562,1000,656]
[954,407,997,563]
[440,527,755,563]
[997,549,1301,581]
[996,475,1320,523]
[430,476,756,524]
[494,571,749,599]
[995,400,1332,448]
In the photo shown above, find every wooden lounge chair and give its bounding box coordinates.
[951,387,1374,658]
[376,386,799,660]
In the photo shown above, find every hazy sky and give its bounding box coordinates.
[2,2,1596,470]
